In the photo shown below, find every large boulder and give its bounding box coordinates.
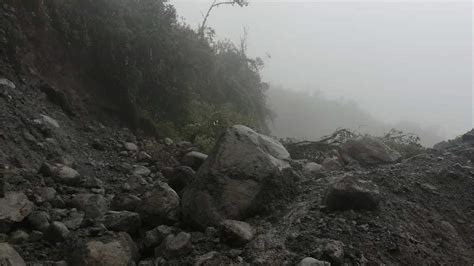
[182,125,295,229]
[0,243,26,266]
[338,136,401,166]
[323,175,381,211]
[68,232,138,266]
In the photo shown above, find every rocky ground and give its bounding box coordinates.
[1,70,474,265]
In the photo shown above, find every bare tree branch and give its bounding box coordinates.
[199,0,249,37]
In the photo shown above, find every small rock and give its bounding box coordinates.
[138,151,152,162]
[132,165,151,177]
[111,193,141,212]
[164,138,174,146]
[9,230,29,244]
[0,191,34,232]
[323,240,345,265]
[144,225,174,248]
[29,230,43,242]
[304,162,323,174]
[297,257,330,266]
[45,221,70,242]
[32,187,57,204]
[28,211,51,232]
[0,243,26,266]
[156,232,192,259]
[323,175,380,211]
[37,115,60,128]
[420,183,438,194]
[70,193,108,218]
[56,165,81,184]
[82,176,104,188]
[125,175,148,190]
[182,151,208,170]
[322,158,343,171]
[62,210,85,230]
[68,232,139,266]
[138,182,179,226]
[23,131,36,142]
[40,163,81,185]
[219,220,255,246]
[0,78,16,89]
[167,166,195,193]
[104,211,141,234]
[91,139,106,151]
[124,142,139,152]
[194,251,219,266]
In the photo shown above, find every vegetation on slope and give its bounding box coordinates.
[2,0,271,151]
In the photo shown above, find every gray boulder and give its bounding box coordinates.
[167,166,195,193]
[0,243,26,266]
[338,136,401,166]
[138,181,179,226]
[144,225,174,249]
[70,193,108,218]
[68,232,138,266]
[297,257,330,266]
[9,230,29,244]
[324,175,381,211]
[0,78,15,89]
[40,163,81,185]
[44,221,70,242]
[156,232,192,259]
[303,162,323,174]
[219,220,255,246]
[0,192,34,232]
[32,187,57,204]
[182,125,295,229]
[111,193,141,212]
[28,211,51,232]
[36,115,60,128]
[131,165,151,177]
[182,151,208,170]
[321,157,343,171]
[103,211,141,234]
[123,142,138,152]
[323,240,345,265]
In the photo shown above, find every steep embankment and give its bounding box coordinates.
[1,0,270,142]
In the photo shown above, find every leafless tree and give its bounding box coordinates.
[199,0,249,37]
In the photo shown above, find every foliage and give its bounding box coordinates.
[37,0,270,144]
[284,127,424,162]
[380,128,425,158]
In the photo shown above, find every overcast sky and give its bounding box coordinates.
[171,0,473,139]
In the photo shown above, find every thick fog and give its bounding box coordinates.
[171,0,473,146]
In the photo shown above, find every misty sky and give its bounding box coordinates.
[171,0,473,139]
